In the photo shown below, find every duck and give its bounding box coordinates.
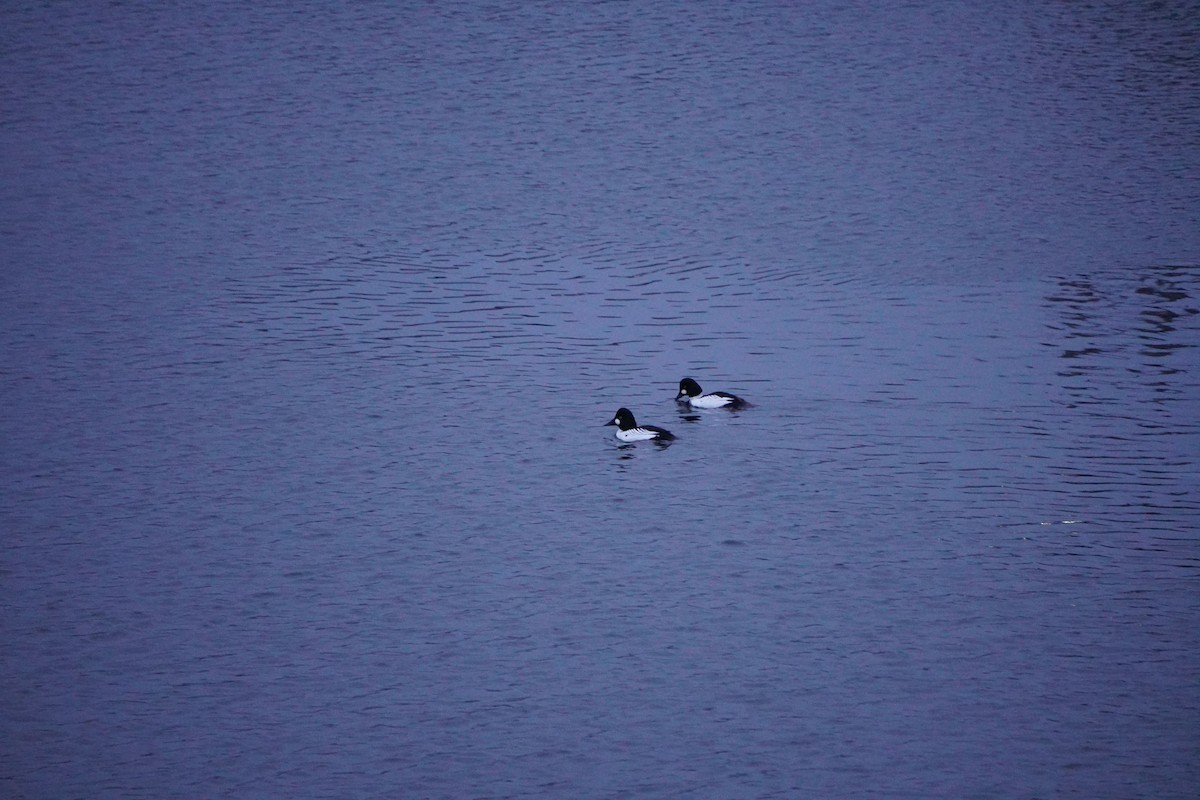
[605,407,676,442]
[675,377,749,409]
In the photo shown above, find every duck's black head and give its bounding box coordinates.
[676,377,703,399]
[605,407,637,430]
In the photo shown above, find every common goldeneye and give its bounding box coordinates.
[605,407,676,442]
[675,377,749,409]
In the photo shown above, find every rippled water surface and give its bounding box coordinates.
[3,2,1198,798]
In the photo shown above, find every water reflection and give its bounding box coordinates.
[1046,264,1198,404]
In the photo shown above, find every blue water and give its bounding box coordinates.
[2,2,1198,798]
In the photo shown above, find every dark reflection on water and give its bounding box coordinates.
[1049,265,1198,388]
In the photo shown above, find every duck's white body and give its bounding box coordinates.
[605,407,675,442]
[675,377,749,409]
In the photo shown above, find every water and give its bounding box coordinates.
[2,2,1198,798]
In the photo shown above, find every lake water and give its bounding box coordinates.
[2,2,1198,798]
